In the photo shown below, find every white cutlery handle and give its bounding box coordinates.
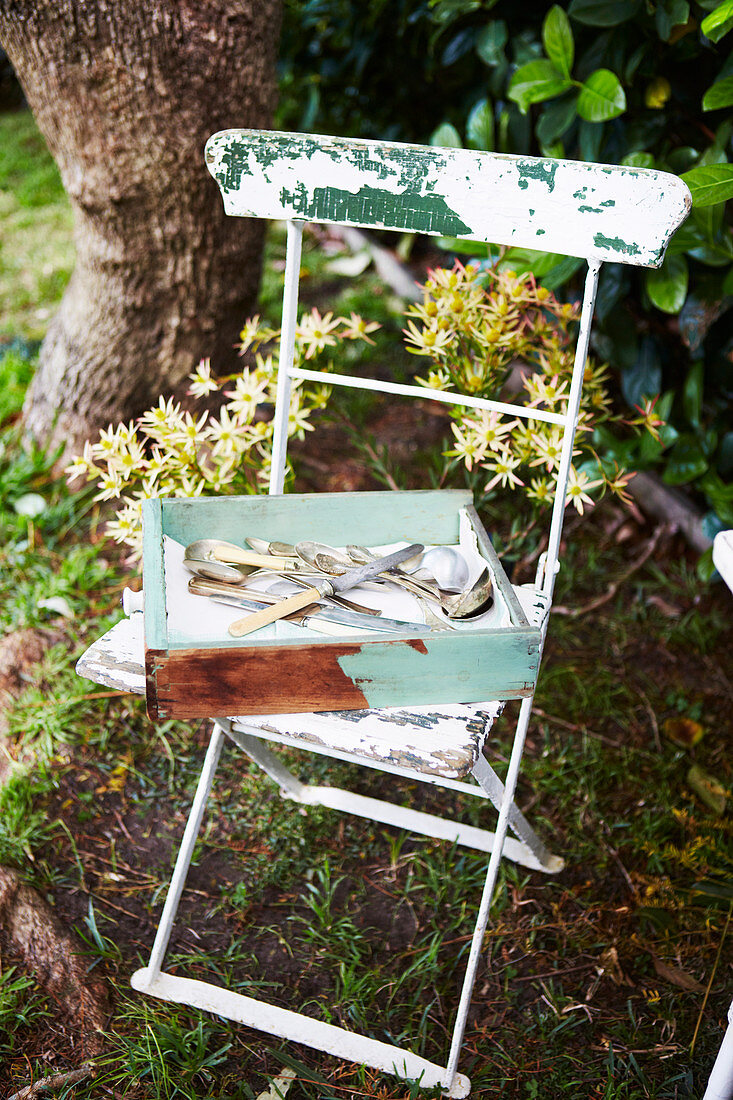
[228,585,323,637]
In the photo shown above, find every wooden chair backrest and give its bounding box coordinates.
[205,129,689,265]
[205,129,691,603]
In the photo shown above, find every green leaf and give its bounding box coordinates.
[498,246,566,277]
[701,0,733,42]
[656,0,690,40]
[476,21,508,65]
[429,122,463,149]
[536,95,578,144]
[466,98,495,150]
[683,361,704,428]
[663,435,709,485]
[543,6,575,76]
[682,163,733,206]
[541,254,586,288]
[577,69,626,120]
[622,151,655,168]
[568,0,640,26]
[703,76,733,110]
[498,247,585,289]
[622,337,662,407]
[646,254,689,313]
[437,236,492,259]
[507,60,573,113]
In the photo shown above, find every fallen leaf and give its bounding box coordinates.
[37,596,74,618]
[597,946,629,985]
[256,1068,296,1100]
[326,251,371,277]
[652,955,706,993]
[647,594,682,618]
[14,492,47,517]
[663,716,704,747]
[687,764,728,815]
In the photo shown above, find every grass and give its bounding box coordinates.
[0,107,731,1099]
[0,110,74,338]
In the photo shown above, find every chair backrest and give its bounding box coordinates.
[205,129,690,604]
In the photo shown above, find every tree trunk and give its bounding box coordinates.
[0,0,281,454]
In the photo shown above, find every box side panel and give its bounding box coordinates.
[149,629,539,719]
[142,498,167,650]
[160,490,472,548]
[465,503,530,628]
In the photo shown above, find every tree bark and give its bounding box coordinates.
[0,0,281,453]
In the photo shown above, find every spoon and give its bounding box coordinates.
[346,545,441,599]
[440,567,493,618]
[406,546,470,593]
[183,557,252,584]
[185,538,303,572]
[245,536,298,558]
[298,542,452,632]
[347,545,492,620]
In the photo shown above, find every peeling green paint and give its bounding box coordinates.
[579,199,615,212]
[517,160,557,192]
[573,187,588,200]
[536,229,546,235]
[593,232,641,256]
[279,182,472,235]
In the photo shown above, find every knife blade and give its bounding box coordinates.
[187,577,381,616]
[195,588,430,636]
[227,543,424,638]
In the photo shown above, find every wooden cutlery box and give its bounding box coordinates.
[142,490,541,719]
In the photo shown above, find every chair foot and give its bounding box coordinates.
[131,968,471,1098]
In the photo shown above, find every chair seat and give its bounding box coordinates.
[77,614,506,779]
[231,700,503,780]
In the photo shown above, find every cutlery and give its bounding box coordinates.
[187,577,380,616]
[191,585,430,636]
[227,543,424,637]
[185,538,305,572]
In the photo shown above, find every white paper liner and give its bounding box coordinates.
[164,528,510,646]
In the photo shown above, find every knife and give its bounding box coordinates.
[193,587,430,636]
[227,543,424,637]
[187,577,381,617]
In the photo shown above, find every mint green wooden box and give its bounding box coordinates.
[142,490,540,720]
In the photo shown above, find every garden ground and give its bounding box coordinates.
[0,108,731,1099]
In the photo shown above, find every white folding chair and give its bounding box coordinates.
[79,131,689,1097]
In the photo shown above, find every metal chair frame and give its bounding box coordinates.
[119,131,691,1096]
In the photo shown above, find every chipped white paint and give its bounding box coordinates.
[131,968,470,1097]
[205,129,691,267]
[76,614,145,694]
[75,129,694,1097]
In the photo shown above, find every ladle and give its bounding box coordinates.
[348,545,492,620]
[406,545,470,593]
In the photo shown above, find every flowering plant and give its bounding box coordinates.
[66,309,378,558]
[404,262,658,515]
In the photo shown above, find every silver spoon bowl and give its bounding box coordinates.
[183,557,251,584]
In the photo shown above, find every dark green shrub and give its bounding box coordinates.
[278,1,733,548]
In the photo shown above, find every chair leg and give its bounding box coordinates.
[223,719,562,874]
[132,720,225,986]
[444,695,535,1091]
